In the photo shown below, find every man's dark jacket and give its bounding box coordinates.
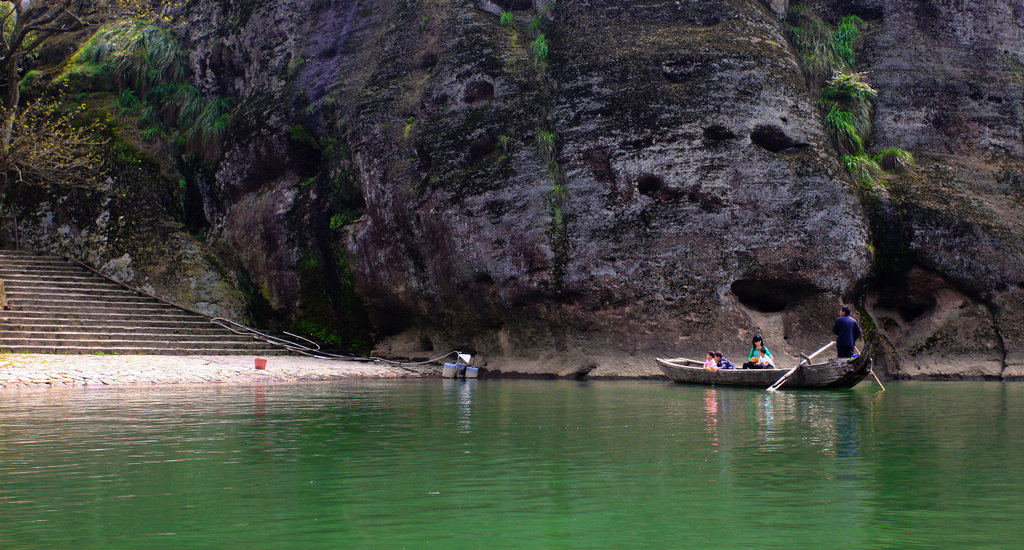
[832,315,862,348]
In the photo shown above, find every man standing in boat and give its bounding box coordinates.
[832,306,862,358]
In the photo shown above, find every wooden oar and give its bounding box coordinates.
[766,341,835,392]
[856,345,886,391]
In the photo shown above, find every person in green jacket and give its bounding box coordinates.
[742,334,773,369]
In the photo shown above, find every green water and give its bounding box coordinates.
[0,380,1022,549]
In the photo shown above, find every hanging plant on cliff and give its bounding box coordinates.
[61,18,236,163]
[0,0,177,187]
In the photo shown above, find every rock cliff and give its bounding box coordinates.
[6,0,1023,378]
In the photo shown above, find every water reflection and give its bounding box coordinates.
[702,388,719,444]
[442,379,476,433]
[253,385,266,417]
[0,381,1022,549]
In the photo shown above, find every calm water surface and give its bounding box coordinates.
[0,380,1022,549]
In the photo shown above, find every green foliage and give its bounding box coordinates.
[289,123,321,150]
[531,33,549,64]
[18,70,42,93]
[146,81,203,127]
[118,89,142,110]
[65,19,238,162]
[529,14,544,31]
[68,20,188,93]
[820,71,876,141]
[498,133,512,154]
[873,147,916,173]
[820,71,876,104]
[843,154,881,187]
[824,105,863,155]
[403,116,415,141]
[180,96,237,159]
[536,129,557,163]
[329,209,361,230]
[499,11,514,27]
[787,6,864,88]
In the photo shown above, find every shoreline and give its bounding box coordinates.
[0,354,431,388]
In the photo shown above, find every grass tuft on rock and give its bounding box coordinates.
[788,7,865,89]
[844,154,882,188]
[820,71,876,142]
[873,147,916,173]
[824,105,864,155]
[67,20,188,93]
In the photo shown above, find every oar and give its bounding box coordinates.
[856,345,886,391]
[766,341,835,392]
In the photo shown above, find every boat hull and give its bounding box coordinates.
[656,355,871,389]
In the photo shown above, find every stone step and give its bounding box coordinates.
[7,288,153,302]
[4,277,135,288]
[0,259,78,270]
[1,311,206,323]
[0,346,292,355]
[0,266,85,277]
[0,249,300,356]
[0,329,261,342]
[0,335,275,349]
[0,249,65,256]
[0,322,232,334]
[7,301,190,314]
[0,273,100,283]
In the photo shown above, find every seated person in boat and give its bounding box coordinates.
[755,348,776,368]
[704,351,718,371]
[714,352,736,370]
[742,334,773,369]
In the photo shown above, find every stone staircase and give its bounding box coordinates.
[0,249,287,355]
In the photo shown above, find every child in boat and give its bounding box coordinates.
[743,334,773,369]
[703,351,718,371]
[714,352,736,370]
[756,348,776,369]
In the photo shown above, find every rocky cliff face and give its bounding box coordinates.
[13,0,1018,377]
[804,0,1024,378]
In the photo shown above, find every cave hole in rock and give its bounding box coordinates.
[418,52,438,70]
[637,174,664,198]
[463,80,494,104]
[415,144,433,171]
[468,134,497,161]
[703,125,736,141]
[731,279,818,313]
[750,124,807,153]
[873,272,940,322]
[493,0,533,10]
[420,336,434,352]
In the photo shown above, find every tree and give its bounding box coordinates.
[0,0,165,185]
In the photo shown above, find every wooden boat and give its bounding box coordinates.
[656,354,872,389]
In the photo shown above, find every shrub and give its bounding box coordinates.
[536,130,557,163]
[180,96,238,159]
[499,11,514,27]
[843,154,881,187]
[873,147,915,173]
[69,20,188,93]
[820,71,876,140]
[146,82,203,128]
[824,105,863,155]
[531,33,549,64]
[788,7,865,89]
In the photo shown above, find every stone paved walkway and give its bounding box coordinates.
[0,354,430,388]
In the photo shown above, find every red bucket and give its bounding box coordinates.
[254,358,267,370]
